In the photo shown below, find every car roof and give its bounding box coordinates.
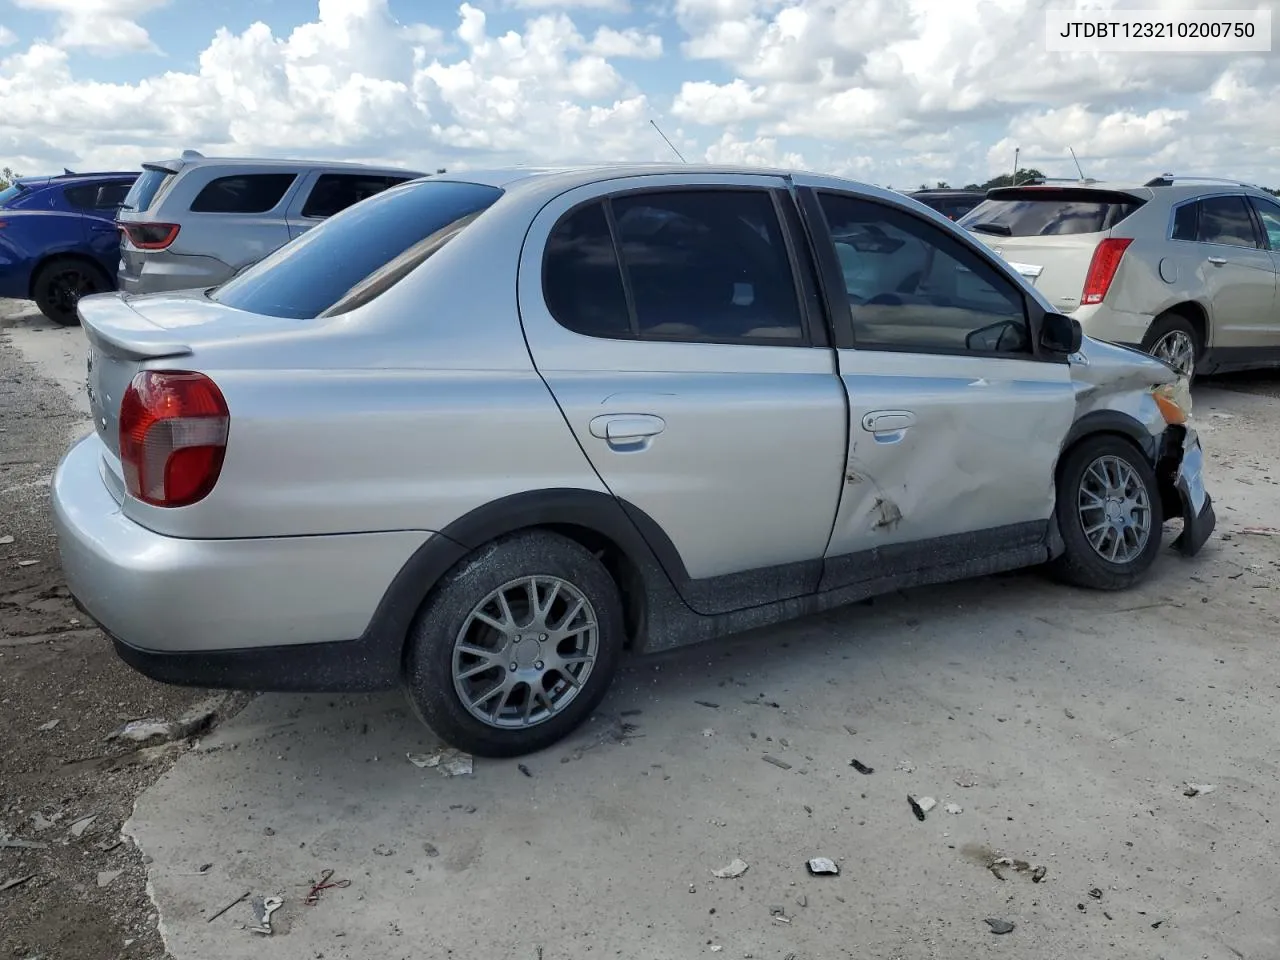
[152,155,423,174]
[17,171,137,186]
[909,188,984,196]
[988,178,1273,202]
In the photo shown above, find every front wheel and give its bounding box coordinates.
[1049,435,1164,590]
[32,258,110,326]
[403,530,625,757]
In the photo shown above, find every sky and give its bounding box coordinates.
[0,0,1277,188]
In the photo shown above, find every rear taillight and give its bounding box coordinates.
[1081,237,1133,305]
[121,222,180,250]
[119,371,229,507]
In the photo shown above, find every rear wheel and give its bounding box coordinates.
[403,530,625,757]
[32,258,110,326]
[1049,435,1163,590]
[1142,312,1200,379]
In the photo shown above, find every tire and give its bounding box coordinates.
[31,258,110,327]
[403,530,626,757]
[1049,434,1164,591]
[1141,312,1201,380]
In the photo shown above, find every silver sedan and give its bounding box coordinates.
[52,164,1215,757]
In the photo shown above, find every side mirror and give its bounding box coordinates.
[1040,312,1082,354]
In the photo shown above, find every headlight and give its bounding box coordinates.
[1152,381,1191,425]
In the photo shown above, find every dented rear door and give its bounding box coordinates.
[801,186,1076,590]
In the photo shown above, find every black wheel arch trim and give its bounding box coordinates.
[1061,410,1160,463]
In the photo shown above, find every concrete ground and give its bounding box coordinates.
[3,299,1279,959]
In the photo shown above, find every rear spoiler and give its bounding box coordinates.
[77,293,192,361]
[142,160,184,175]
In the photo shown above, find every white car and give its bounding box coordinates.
[959,175,1280,378]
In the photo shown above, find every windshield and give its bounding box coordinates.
[0,183,27,207]
[959,189,1145,237]
[210,180,503,320]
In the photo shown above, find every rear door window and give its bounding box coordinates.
[960,189,1144,237]
[1192,195,1260,248]
[1249,197,1280,250]
[210,180,502,319]
[122,168,174,213]
[190,173,298,214]
[301,174,416,219]
[543,202,632,337]
[64,180,132,211]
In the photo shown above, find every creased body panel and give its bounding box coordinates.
[826,350,1075,567]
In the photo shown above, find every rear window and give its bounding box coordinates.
[959,189,1145,237]
[0,183,26,207]
[301,173,415,219]
[210,180,502,320]
[190,173,298,214]
[123,168,174,213]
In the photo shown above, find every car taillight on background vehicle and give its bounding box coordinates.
[1081,237,1133,305]
[120,222,180,250]
[119,371,229,507]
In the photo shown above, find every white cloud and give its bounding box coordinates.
[0,27,17,47]
[0,0,1278,190]
[12,0,170,54]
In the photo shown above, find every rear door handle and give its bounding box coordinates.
[1208,256,1227,266]
[589,414,666,445]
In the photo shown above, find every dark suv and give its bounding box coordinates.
[0,170,138,324]
[908,189,986,221]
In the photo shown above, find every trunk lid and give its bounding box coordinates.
[960,186,1147,313]
[968,229,1105,313]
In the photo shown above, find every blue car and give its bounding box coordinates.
[0,170,138,325]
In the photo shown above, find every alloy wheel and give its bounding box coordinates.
[1077,455,1153,564]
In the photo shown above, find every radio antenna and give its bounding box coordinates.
[650,119,687,163]
[1069,146,1086,181]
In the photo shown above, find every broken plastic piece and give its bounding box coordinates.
[1031,865,1047,883]
[761,755,792,770]
[849,759,874,775]
[806,857,839,876]
[985,918,1015,935]
[68,815,98,838]
[712,858,749,879]
[943,802,962,815]
[406,749,473,777]
[1182,782,1217,797]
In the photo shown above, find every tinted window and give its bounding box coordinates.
[1172,201,1198,241]
[0,183,26,207]
[64,181,132,210]
[191,173,297,214]
[960,189,1143,237]
[609,190,803,342]
[1250,197,1280,250]
[301,174,414,219]
[1194,195,1259,248]
[122,168,174,213]
[544,202,631,337]
[211,180,502,320]
[820,193,1028,354]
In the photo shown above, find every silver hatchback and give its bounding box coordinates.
[116,151,423,295]
[53,165,1215,757]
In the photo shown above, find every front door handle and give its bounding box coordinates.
[1207,256,1227,266]
[862,410,916,434]
[589,414,666,445]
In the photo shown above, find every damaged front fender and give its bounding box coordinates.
[1159,425,1215,557]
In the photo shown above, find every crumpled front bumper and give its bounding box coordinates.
[1161,425,1215,557]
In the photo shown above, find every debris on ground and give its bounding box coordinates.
[896,760,916,773]
[30,812,60,831]
[373,845,394,857]
[67,814,98,838]
[105,698,223,745]
[517,763,533,778]
[36,719,59,731]
[770,905,787,918]
[17,559,39,567]
[1031,865,1047,883]
[0,534,14,544]
[0,835,48,850]
[695,700,719,709]
[943,802,962,815]
[406,748,474,777]
[97,870,123,888]
[954,772,978,788]
[207,891,250,923]
[1089,887,1103,899]
[806,857,839,876]
[762,755,792,770]
[304,869,350,905]
[1064,708,1076,719]
[711,858,749,879]
[843,724,857,736]
[423,843,440,858]
[985,918,1015,935]
[1151,919,1166,929]
[708,818,727,827]
[796,894,808,907]
[248,895,283,936]
[1183,782,1218,797]
[709,946,723,953]
[0,875,36,893]
[702,728,715,737]
[908,795,935,821]
[988,857,1042,882]
[1241,526,1280,536]
[849,759,874,775]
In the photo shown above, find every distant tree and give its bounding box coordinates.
[935,181,950,189]
[1264,186,1280,196]
[962,182,983,191]
[979,167,1047,190]
[0,166,20,190]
